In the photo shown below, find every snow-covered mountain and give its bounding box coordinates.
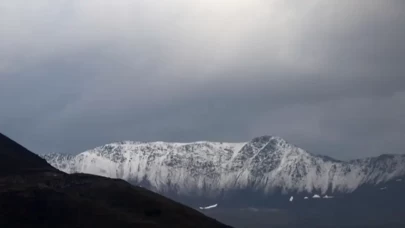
[42,136,405,197]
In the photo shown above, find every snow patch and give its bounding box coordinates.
[199,204,218,210]
[323,195,334,199]
[289,196,293,202]
[312,194,321,199]
[304,197,309,200]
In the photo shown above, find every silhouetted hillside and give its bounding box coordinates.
[0,133,57,175]
[0,133,230,228]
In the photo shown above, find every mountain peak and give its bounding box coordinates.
[250,135,291,147]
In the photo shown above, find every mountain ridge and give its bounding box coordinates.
[42,135,405,198]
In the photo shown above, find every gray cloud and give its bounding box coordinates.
[0,0,404,159]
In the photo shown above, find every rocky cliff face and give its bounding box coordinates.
[42,136,405,197]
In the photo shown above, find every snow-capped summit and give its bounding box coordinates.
[42,136,405,198]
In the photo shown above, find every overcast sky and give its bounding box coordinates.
[1,0,404,159]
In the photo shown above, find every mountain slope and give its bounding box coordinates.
[0,133,57,175]
[43,136,405,198]
[0,133,231,228]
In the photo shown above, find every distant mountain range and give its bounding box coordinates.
[43,136,405,201]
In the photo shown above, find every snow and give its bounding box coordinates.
[41,136,405,197]
[323,195,334,199]
[313,194,321,199]
[289,196,293,202]
[304,197,309,199]
[199,204,218,210]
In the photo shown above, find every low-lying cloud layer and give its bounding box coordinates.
[1,0,404,159]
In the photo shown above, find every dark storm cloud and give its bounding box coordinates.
[0,0,404,159]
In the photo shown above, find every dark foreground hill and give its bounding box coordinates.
[0,133,231,228]
[0,133,57,175]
